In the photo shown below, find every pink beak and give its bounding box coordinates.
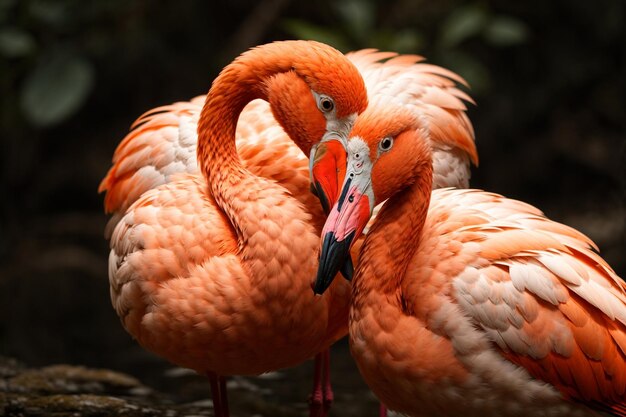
[313,177,372,295]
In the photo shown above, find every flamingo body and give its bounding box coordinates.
[315,105,626,417]
[351,189,626,417]
[105,41,368,382]
[110,173,348,374]
[100,99,310,236]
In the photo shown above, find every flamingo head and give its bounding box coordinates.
[259,42,367,214]
[198,40,367,197]
[313,102,433,294]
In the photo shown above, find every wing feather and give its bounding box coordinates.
[433,189,626,407]
[348,49,478,173]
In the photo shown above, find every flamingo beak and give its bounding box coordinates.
[313,176,373,294]
[309,139,355,282]
[309,140,347,214]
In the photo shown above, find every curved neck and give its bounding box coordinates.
[196,40,353,185]
[197,52,284,186]
[194,42,334,251]
[196,40,366,189]
[356,162,433,296]
[196,45,313,224]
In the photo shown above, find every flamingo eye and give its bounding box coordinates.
[379,136,393,152]
[318,95,335,113]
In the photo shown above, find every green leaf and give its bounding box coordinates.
[282,19,352,52]
[20,51,95,127]
[439,5,488,48]
[0,28,36,58]
[484,16,530,46]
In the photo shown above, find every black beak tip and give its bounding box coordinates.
[340,255,354,281]
[312,278,328,295]
[313,232,355,295]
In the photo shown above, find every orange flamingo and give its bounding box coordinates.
[105,40,368,417]
[314,101,626,417]
[100,46,477,416]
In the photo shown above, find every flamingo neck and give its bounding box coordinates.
[197,59,274,186]
[355,163,433,297]
[196,45,313,220]
[194,44,323,286]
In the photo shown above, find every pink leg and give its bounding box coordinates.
[379,402,387,417]
[308,352,324,417]
[321,349,334,417]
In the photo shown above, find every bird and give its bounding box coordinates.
[313,100,626,417]
[104,40,369,417]
[100,45,478,416]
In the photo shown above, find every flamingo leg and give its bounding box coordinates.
[379,402,387,417]
[308,352,324,417]
[219,376,230,417]
[208,372,228,417]
[321,349,334,417]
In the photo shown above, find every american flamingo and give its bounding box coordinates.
[314,101,626,417]
[100,45,477,415]
[105,40,368,417]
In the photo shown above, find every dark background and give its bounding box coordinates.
[1,0,624,415]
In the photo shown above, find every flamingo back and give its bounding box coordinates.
[99,98,309,236]
[347,50,478,189]
[410,188,626,414]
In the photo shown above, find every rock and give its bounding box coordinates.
[0,356,213,416]
[0,344,380,416]
[7,364,143,395]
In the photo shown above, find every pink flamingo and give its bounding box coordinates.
[314,102,626,416]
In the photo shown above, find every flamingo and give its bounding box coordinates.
[100,45,478,416]
[313,101,626,417]
[105,40,368,417]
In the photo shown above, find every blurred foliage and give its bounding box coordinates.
[20,49,94,126]
[0,0,135,127]
[0,0,535,135]
[283,0,530,93]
